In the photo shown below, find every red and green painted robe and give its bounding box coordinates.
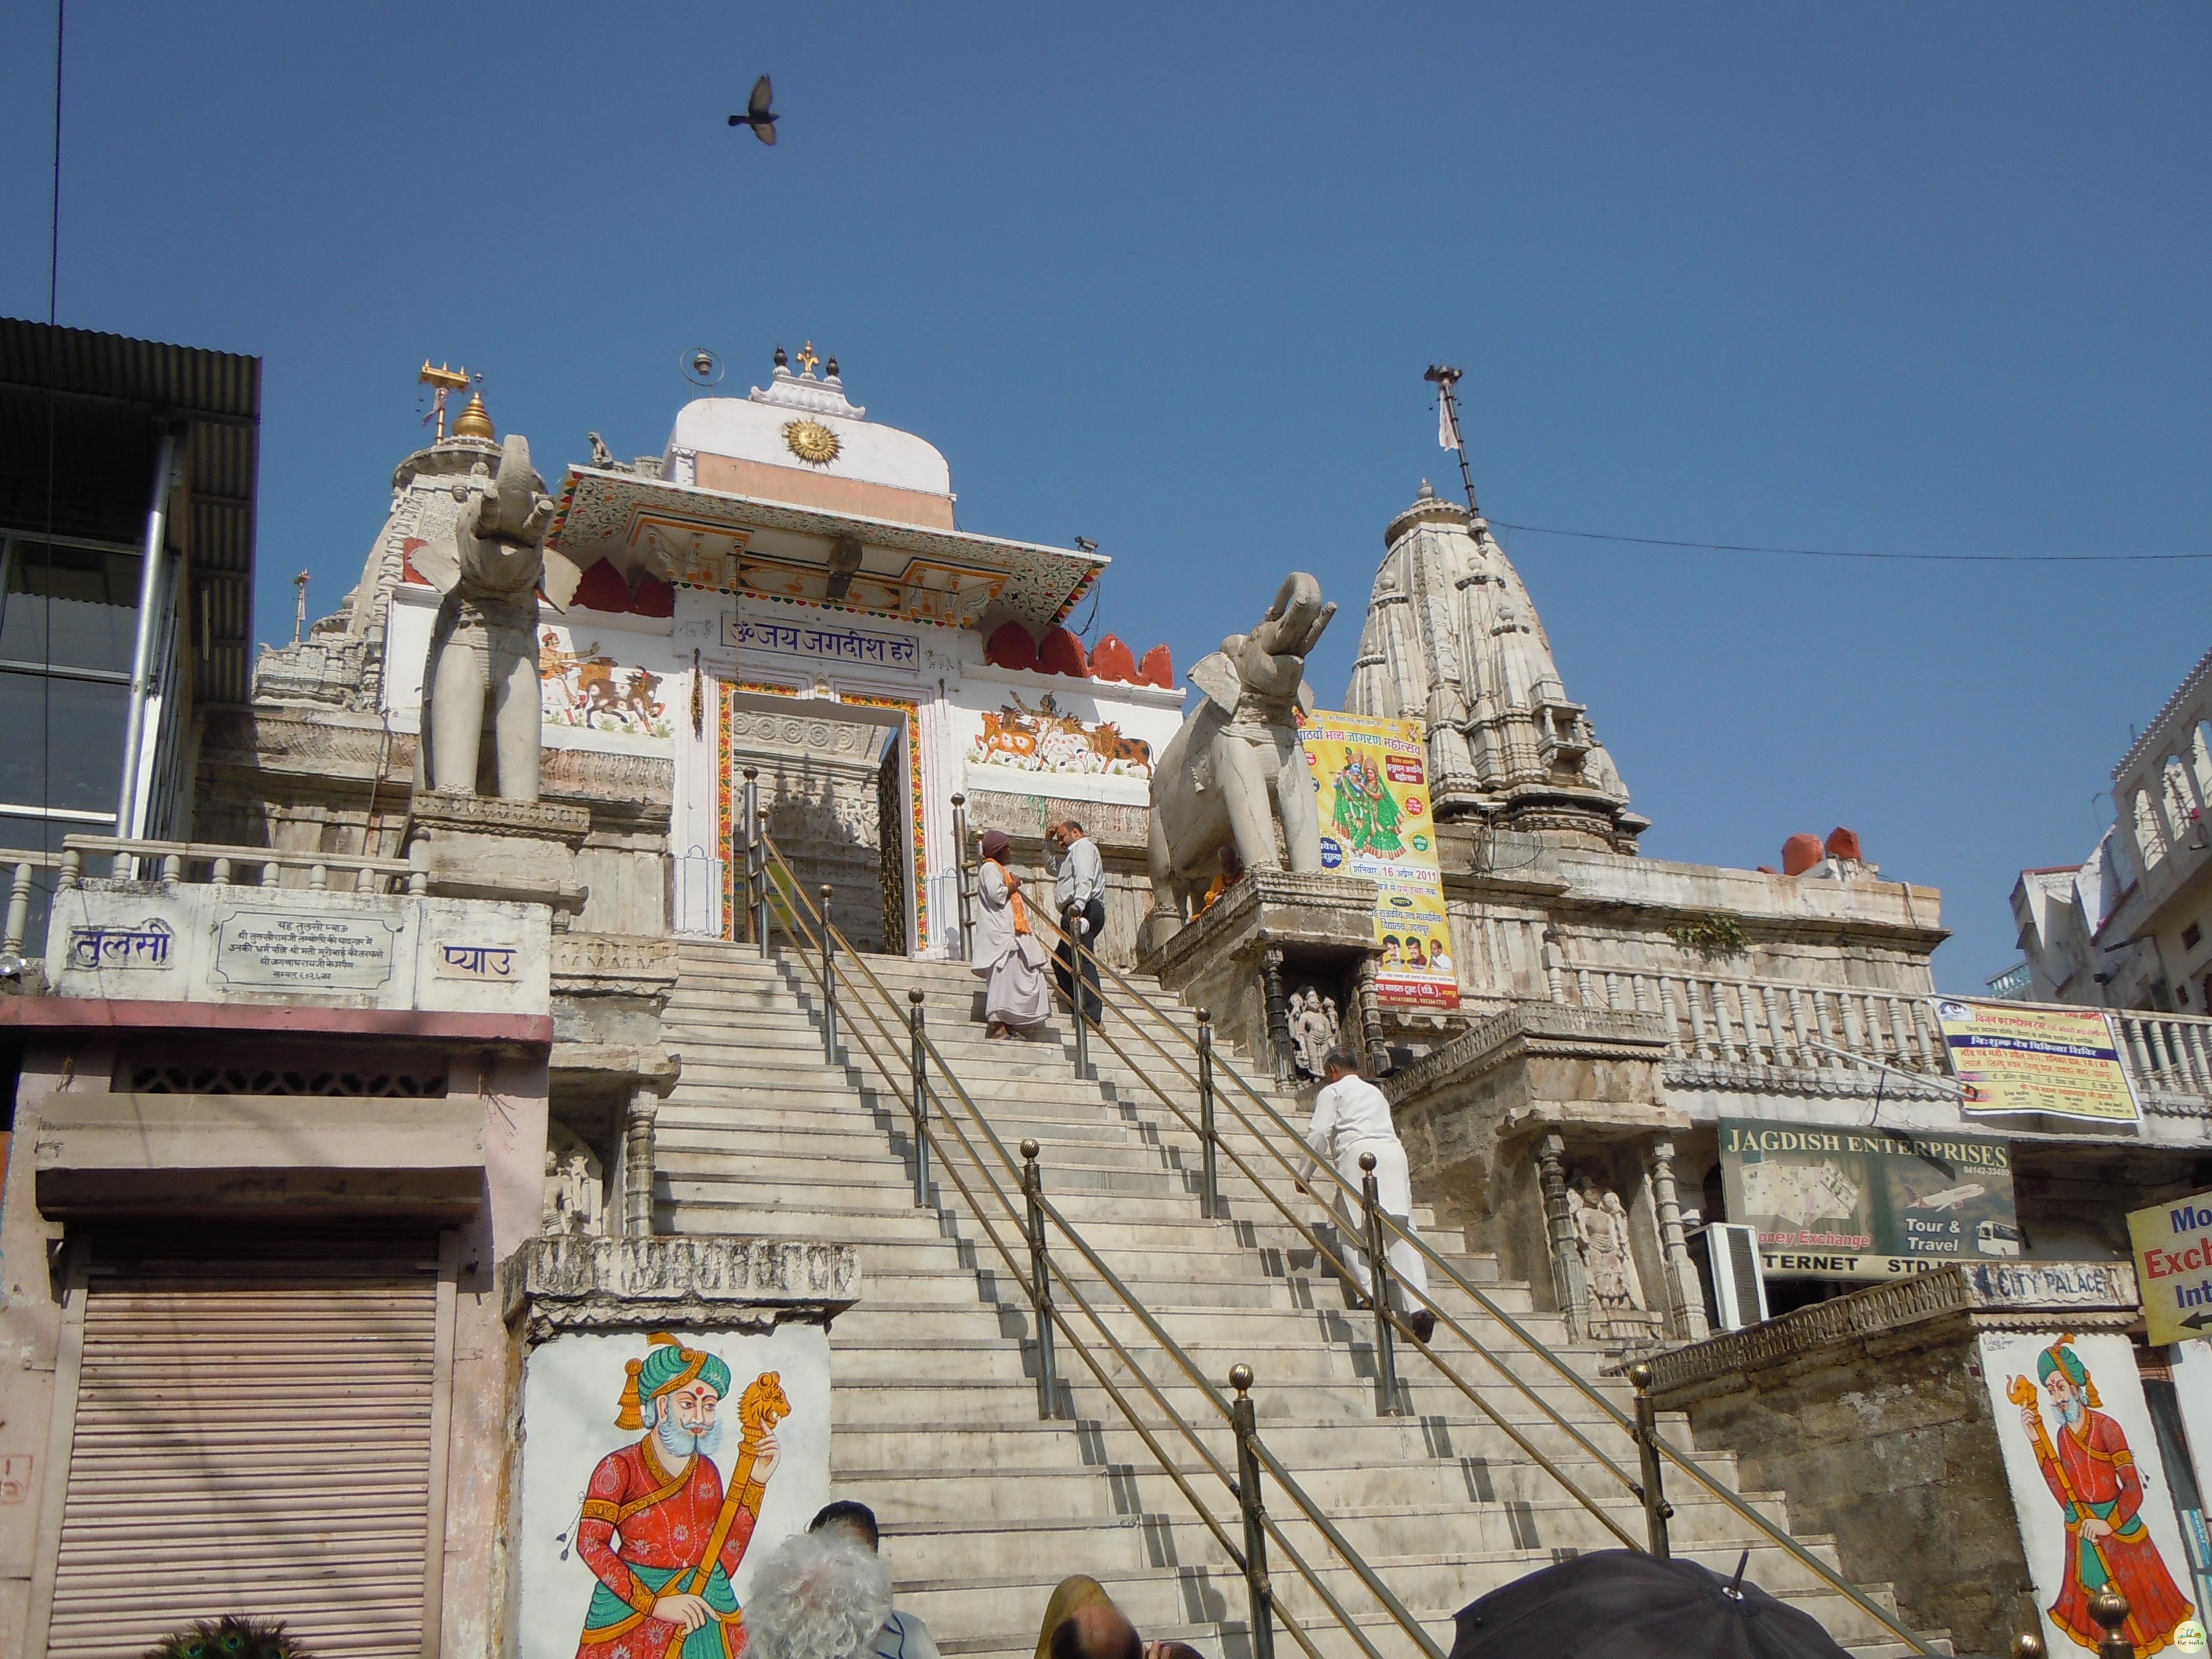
[2030,1409,2196,1655]
[574,1436,762,1659]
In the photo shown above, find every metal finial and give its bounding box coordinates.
[909,987,924,1005]
[950,792,965,806]
[820,884,833,900]
[1627,1362,1654,1390]
[2012,1633,2047,1659]
[1359,1152,1378,1172]
[1229,1363,1253,1396]
[743,765,759,779]
[1021,1138,1040,1161]
[1196,1008,1211,1024]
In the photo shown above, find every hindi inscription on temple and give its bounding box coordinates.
[213,911,398,990]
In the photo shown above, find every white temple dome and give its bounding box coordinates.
[665,348,954,528]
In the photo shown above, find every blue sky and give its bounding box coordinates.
[3,4,2205,986]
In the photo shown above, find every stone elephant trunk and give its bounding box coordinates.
[1142,572,1336,953]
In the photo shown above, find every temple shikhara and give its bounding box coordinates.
[3,320,2210,1659]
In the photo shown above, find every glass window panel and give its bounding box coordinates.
[0,670,128,813]
[0,541,142,673]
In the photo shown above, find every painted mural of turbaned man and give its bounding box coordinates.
[573,1334,792,1659]
[2011,1335,2196,1655]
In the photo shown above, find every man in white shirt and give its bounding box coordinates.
[809,1500,940,1659]
[1048,819,1105,1025]
[1300,1047,1436,1343]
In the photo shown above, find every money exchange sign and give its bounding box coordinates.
[1299,711,1459,1010]
[1721,1118,2020,1281]
[2128,1187,2212,1348]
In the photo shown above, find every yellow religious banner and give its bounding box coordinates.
[2128,1187,2212,1347]
[1299,711,1459,1010]
[1933,996,2141,1124]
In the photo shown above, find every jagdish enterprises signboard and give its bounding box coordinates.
[1720,1118,2021,1282]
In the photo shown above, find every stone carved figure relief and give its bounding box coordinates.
[1288,987,1342,1080]
[415,434,584,801]
[543,1121,608,1238]
[1565,1178,1651,1337]
[1143,572,1336,951]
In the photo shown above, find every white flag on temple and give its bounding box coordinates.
[1438,393,1462,452]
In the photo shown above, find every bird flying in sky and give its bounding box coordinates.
[729,76,778,145]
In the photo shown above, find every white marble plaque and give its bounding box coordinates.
[213,910,398,990]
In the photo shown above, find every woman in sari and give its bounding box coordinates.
[970,829,1051,1038]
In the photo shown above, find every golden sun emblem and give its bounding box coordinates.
[782,419,840,465]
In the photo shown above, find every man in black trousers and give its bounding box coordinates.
[1047,819,1105,1026]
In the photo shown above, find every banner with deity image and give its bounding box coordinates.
[1299,711,1459,1010]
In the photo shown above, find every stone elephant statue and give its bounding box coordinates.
[414,434,581,802]
[1142,572,1336,950]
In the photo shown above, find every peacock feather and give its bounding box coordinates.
[144,1615,311,1659]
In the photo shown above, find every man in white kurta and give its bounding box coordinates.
[1301,1048,1435,1341]
[970,830,1050,1036]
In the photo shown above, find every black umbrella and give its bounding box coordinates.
[1449,1549,1854,1659]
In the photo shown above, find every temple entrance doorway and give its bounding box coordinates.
[726,691,913,955]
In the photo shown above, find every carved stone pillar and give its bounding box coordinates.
[1541,928,1567,1003]
[1646,1136,1709,1341]
[621,1087,661,1238]
[1262,946,1295,1081]
[1354,956,1388,1076]
[1537,1132,1587,1340]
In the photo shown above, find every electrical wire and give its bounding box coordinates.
[1486,519,2212,564]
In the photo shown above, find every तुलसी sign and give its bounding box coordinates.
[1299,711,1458,1010]
[1720,1118,2020,1282]
[1933,996,2140,1124]
[2130,1187,2212,1348]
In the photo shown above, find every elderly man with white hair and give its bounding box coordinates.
[742,1526,895,1659]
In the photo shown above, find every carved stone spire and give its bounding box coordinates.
[1345,484,1645,851]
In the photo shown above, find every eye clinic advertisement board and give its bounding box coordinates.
[1720,1118,2020,1281]
[1299,711,1459,1010]
[1934,996,2140,1124]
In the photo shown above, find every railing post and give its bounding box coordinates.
[2090,1590,2133,1659]
[820,884,838,1061]
[57,847,80,892]
[754,809,770,953]
[3,862,32,958]
[1628,1362,1672,1558]
[1362,1152,1403,1417]
[951,793,974,956]
[1022,1140,1059,1420]
[909,987,929,1207]
[1197,1008,1222,1220]
[742,767,763,951]
[1229,1364,1277,1659]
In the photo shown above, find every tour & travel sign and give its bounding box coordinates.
[1721,1118,2021,1282]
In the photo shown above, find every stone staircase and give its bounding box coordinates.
[655,940,1930,1658]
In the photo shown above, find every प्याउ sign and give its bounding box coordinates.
[1720,1118,2022,1282]
[1933,996,2140,1124]
[1298,710,1459,1011]
[2129,1188,2212,1347]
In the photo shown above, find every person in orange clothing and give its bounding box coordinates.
[2016,1335,2196,1655]
[573,1335,784,1659]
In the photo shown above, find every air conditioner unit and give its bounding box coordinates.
[1691,1224,1771,1331]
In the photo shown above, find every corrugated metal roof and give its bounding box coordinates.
[1,317,261,705]
[0,317,259,421]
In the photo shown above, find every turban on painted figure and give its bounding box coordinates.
[616,1333,736,1428]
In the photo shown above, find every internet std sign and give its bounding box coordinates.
[2128,1187,2212,1347]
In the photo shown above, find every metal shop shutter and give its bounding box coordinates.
[47,1233,445,1659]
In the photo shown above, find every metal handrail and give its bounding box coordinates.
[755,842,1444,1659]
[1018,903,1931,1653]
